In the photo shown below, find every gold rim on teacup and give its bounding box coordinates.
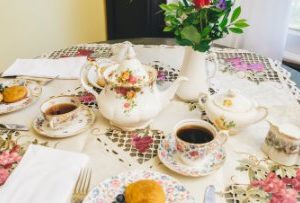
[173,119,228,166]
[40,96,81,129]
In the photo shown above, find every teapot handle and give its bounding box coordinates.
[80,62,98,98]
[198,92,209,110]
[255,106,268,123]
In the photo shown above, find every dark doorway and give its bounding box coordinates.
[106,0,172,40]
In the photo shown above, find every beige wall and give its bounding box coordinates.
[0,0,107,71]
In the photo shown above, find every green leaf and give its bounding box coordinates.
[234,21,249,28]
[229,27,243,34]
[181,25,201,44]
[219,18,228,29]
[163,26,173,32]
[167,3,179,10]
[201,27,211,37]
[160,4,170,11]
[176,38,193,46]
[230,6,241,23]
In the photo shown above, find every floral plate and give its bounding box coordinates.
[83,170,195,203]
[32,106,95,138]
[158,135,226,177]
[0,79,42,115]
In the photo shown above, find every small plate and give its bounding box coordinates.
[0,79,42,115]
[32,106,95,138]
[83,170,195,203]
[158,135,226,177]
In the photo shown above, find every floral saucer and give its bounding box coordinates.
[158,135,226,177]
[83,170,195,203]
[32,106,95,138]
[0,79,42,114]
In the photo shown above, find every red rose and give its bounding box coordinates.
[193,0,211,8]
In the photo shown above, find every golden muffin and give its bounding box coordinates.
[125,180,166,203]
[3,86,28,103]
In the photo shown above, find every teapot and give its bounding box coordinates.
[199,89,268,134]
[80,44,187,131]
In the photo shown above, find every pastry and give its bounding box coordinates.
[125,180,165,203]
[3,86,28,103]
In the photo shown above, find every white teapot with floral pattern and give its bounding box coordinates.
[199,89,268,134]
[80,47,187,131]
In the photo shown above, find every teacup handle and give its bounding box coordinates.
[49,118,58,129]
[217,130,229,145]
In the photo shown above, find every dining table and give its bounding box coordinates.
[1,38,300,203]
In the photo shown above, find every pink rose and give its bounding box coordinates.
[124,102,130,108]
[128,76,137,84]
[0,168,9,185]
[0,151,22,167]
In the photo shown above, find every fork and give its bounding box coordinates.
[72,168,92,203]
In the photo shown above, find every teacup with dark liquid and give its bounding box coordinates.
[174,119,228,165]
[41,96,81,129]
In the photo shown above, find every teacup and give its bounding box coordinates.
[41,96,81,129]
[174,119,228,166]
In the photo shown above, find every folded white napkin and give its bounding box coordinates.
[0,145,89,203]
[3,57,87,79]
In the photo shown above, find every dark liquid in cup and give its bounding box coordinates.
[177,125,214,144]
[45,103,77,115]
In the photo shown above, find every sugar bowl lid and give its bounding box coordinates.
[213,89,254,113]
[103,58,156,87]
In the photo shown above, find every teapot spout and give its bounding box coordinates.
[159,77,188,107]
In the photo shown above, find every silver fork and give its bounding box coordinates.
[72,168,92,203]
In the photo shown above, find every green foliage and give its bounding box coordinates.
[160,1,249,52]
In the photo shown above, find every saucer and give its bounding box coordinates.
[32,106,95,138]
[158,135,226,177]
[83,170,195,203]
[0,79,42,114]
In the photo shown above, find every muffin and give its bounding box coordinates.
[2,86,28,103]
[125,180,165,203]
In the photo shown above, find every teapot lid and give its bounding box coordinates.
[213,89,253,113]
[103,58,156,87]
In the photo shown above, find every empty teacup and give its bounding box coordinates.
[41,96,81,129]
[174,119,228,166]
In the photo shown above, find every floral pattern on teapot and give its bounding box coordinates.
[214,116,236,130]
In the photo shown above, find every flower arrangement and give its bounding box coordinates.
[226,155,300,203]
[160,0,249,52]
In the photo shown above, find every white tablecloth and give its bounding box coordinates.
[1,44,300,202]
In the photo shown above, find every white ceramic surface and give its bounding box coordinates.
[83,170,195,203]
[0,79,42,115]
[33,106,95,138]
[263,105,300,166]
[158,134,226,177]
[176,47,217,101]
[199,89,268,134]
[80,45,187,131]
